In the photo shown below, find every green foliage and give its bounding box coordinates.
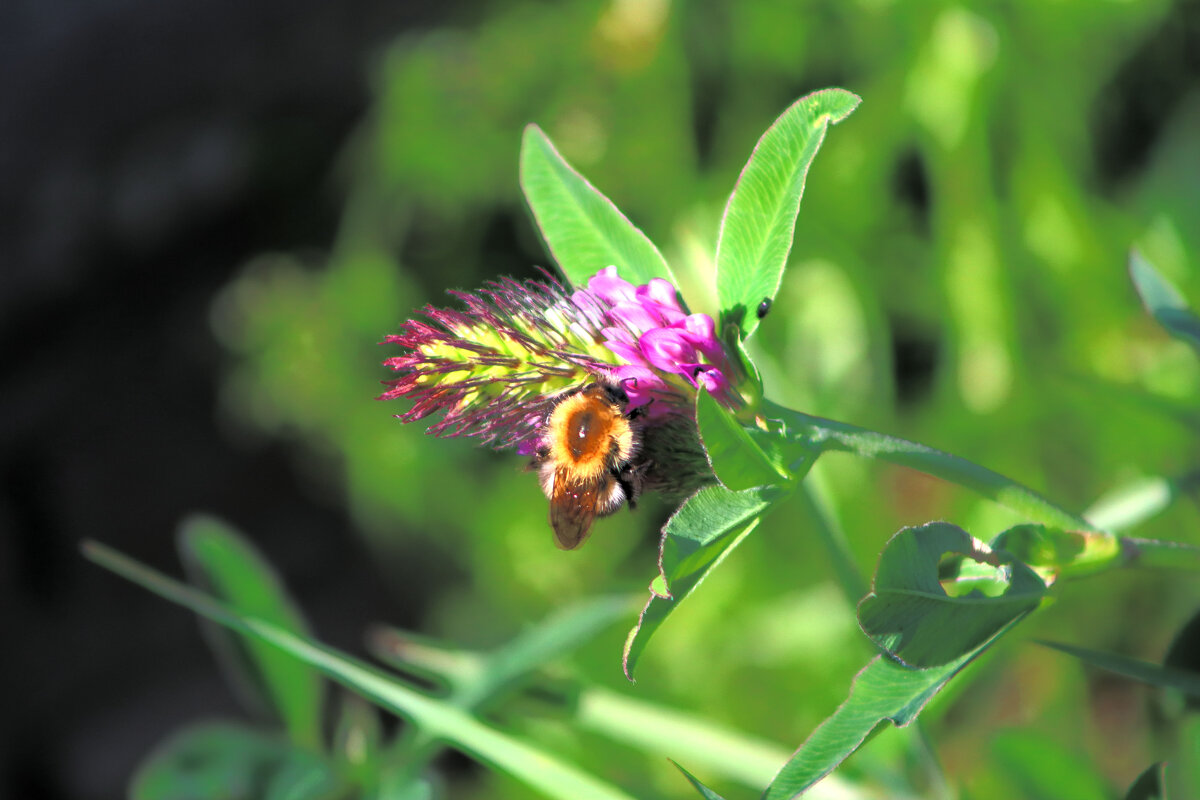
[695,389,795,490]
[520,124,677,289]
[763,635,1003,799]
[715,89,860,339]
[1036,639,1200,702]
[86,540,641,800]
[623,485,781,679]
[130,724,342,800]
[1125,763,1165,800]
[178,516,324,749]
[857,523,1044,668]
[1130,250,1200,356]
[673,761,728,800]
[990,730,1112,800]
[95,2,1200,797]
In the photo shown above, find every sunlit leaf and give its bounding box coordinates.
[84,541,640,800]
[1037,640,1200,700]
[130,723,341,800]
[715,88,860,339]
[623,485,784,679]
[520,124,675,289]
[178,515,323,748]
[764,619,1022,800]
[858,523,1045,667]
[1129,250,1200,354]
[991,523,1122,579]
[695,389,795,491]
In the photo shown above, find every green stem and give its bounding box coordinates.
[794,475,867,605]
[82,541,638,800]
[1120,537,1200,570]
[766,401,1090,530]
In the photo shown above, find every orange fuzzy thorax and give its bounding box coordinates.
[545,388,634,485]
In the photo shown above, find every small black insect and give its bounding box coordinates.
[756,298,772,319]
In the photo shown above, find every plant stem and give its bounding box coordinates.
[767,402,1090,530]
[795,474,867,605]
[1120,537,1200,570]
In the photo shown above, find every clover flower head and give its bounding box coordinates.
[380,268,739,472]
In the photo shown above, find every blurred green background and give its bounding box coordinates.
[209,1,1200,796]
[7,0,1200,798]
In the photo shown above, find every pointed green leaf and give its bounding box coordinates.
[764,619,1021,800]
[695,389,794,491]
[83,541,640,800]
[1125,762,1166,800]
[178,515,323,748]
[623,486,784,679]
[1130,250,1200,354]
[520,124,675,288]
[715,89,860,339]
[1037,639,1200,700]
[1165,605,1200,711]
[671,761,728,800]
[858,522,1046,667]
[131,723,342,800]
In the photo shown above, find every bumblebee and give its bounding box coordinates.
[533,381,647,549]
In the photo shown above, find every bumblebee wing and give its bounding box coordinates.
[549,468,599,550]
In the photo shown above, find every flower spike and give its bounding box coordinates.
[381,267,740,496]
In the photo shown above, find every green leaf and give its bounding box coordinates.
[83,541,640,800]
[671,761,728,800]
[991,730,1111,800]
[764,400,1091,530]
[1125,762,1166,800]
[130,723,342,800]
[795,479,868,606]
[576,687,793,791]
[1165,605,1200,712]
[858,523,1045,667]
[1036,640,1200,701]
[695,389,795,491]
[715,88,860,339]
[468,594,634,706]
[990,523,1121,579]
[1130,250,1200,354]
[623,485,784,679]
[520,124,676,289]
[722,321,765,403]
[764,619,1021,800]
[333,693,382,786]
[369,595,633,712]
[1173,719,1200,798]
[178,515,323,748]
